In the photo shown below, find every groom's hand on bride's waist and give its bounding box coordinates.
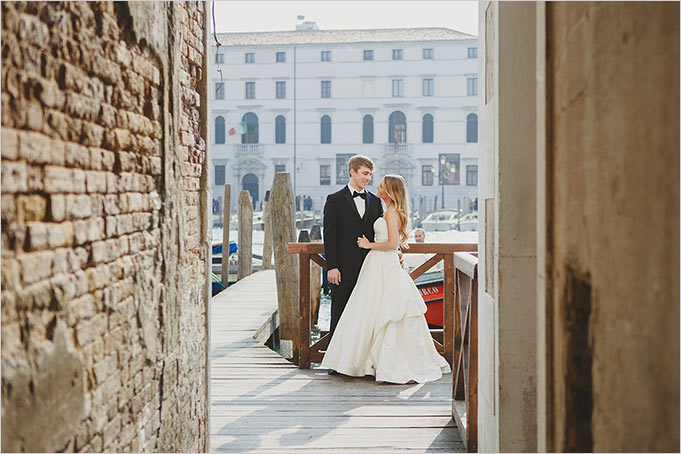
[328,268,341,285]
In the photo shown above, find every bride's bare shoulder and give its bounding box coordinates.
[384,206,398,217]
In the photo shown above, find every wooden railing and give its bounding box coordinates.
[451,252,479,452]
[287,243,477,369]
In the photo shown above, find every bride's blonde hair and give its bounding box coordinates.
[382,174,411,249]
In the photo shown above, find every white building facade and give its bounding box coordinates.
[210,26,479,216]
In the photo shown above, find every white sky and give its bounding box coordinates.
[211,1,478,36]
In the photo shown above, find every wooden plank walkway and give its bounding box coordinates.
[210,270,464,453]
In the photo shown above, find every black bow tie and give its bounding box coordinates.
[352,191,366,199]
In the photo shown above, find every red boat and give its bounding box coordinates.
[414,271,445,328]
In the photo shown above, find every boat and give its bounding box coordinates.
[414,270,445,328]
[420,210,461,232]
[211,241,237,295]
[458,212,478,231]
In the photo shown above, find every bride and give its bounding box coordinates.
[321,174,451,384]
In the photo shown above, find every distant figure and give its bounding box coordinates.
[404,227,442,272]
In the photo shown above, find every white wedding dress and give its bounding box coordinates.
[321,217,451,384]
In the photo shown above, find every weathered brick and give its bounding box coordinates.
[75,312,107,346]
[68,293,95,324]
[64,142,90,168]
[66,194,92,219]
[46,222,75,248]
[1,127,19,160]
[72,169,86,193]
[25,222,48,250]
[44,166,72,193]
[2,160,28,192]
[18,250,55,285]
[34,78,66,109]
[86,171,107,193]
[26,165,43,192]
[16,194,47,222]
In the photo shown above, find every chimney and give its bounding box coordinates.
[296,20,319,31]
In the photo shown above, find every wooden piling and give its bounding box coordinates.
[309,224,322,327]
[262,190,273,270]
[238,190,253,280]
[270,173,299,361]
[221,184,231,285]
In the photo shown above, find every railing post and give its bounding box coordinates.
[443,252,455,366]
[271,173,298,361]
[238,190,253,280]
[221,184,231,285]
[454,269,465,400]
[262,190,273,270]
[468,267,479,452]
[298,252,311,369]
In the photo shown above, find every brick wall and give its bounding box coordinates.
[1,2,210,452]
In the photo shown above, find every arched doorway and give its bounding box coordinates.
[242,173,259,206]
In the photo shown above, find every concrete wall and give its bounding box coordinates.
[477,2,538,451]
[544,2,679,451]
[1,2,211,452]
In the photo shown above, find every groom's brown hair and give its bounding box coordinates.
[348,155,374,172]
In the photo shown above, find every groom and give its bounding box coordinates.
[323,155,383,342]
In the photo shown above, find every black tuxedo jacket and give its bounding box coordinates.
[323,186,384,289]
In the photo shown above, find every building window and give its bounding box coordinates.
[215,53,224,64]
[320,165,331,185]
[215,116,225,144]
[392,49,403,60]
[392,79,404,97]
[362,115,374,144]
[245,82,255,99]
[467,77,478,96]
[422,114,434,143]
[276,52,286,62]
[215,165,225,186]
[468,47,478,58]
[215,82,225,100]
[439,153,460,185]
[423,78,434,96]
[245,52,254,63]
[276,81,286,99]
[466,165,478,186]
[275,115,286,144]
[336,154,353,184]
[321,80,331,98]
[466,113,478,143]
[422,165,434,186]
[363,50,373,61]
[388,111,407,144]
[241,112,259,144]
[423,48,434,59]
[275,164,286,174]
[321,115,332,144]
[321,50,331,61]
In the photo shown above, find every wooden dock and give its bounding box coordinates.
[210,270,465,453]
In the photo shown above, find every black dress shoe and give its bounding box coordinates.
[327,369,338,375]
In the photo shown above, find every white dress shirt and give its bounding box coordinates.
[347,183,366,218]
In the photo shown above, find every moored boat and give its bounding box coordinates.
[413,270,444,328]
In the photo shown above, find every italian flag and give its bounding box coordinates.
[228,122,247,136]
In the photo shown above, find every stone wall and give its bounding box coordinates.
[1,2,210,452]
[546,3,679,452]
